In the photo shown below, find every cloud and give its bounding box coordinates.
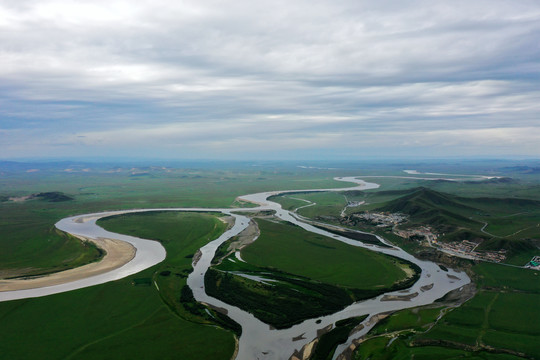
[0,0,539,159]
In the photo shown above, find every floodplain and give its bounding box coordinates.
[1,160,540,359]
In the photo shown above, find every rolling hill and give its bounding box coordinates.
[369,187,539,256]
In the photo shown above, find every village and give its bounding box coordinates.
[433,239,507,262]
[353,211,409,227]
[352,211,507,263]
[395,225,507,262]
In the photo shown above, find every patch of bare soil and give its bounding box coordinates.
[228,219,260,252]
[381,292,419,301]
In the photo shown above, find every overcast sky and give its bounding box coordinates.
[1,0,539,160]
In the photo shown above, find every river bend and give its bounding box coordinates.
[0,177,470,360]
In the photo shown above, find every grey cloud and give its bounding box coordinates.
[0,0,539,159]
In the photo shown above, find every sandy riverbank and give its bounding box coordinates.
[0,236,136,292]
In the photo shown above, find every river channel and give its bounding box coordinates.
[0,177,470,360]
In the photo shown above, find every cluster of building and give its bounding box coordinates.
[525,256,540,270]
[354,211,408,227]
[394,226,437,243]
[394,226,507,263]
[353,210,511,264]
[436,240,507,262]
[444,240,479,253]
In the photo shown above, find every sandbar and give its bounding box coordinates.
[0,236,136,292]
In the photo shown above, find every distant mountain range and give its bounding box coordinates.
[499,166,540,174]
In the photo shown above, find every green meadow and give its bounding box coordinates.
[0,271,235,360]
[311,316,368,360]
[205,218,418,328]
[0,214,103,278]
[242,219,411,289]
[0,211,236,360]
[418,290,540,358]
[2,163,540,359]
[0,166,352,278]
[354,337,526,360]
[422,262,540,358]
[473,261,540,293]
[97,211,233,324]
[368,306,443,336]
[354,261,540,359]
[271,191,362,218]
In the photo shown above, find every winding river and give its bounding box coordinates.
[0,176,470,360]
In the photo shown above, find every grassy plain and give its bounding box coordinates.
[368,307,443,336]
[418,290,540,358]
[269,194,310,211]
[292,192,348,218]
[354,337,526,360]
[205,266,356,329]
[205,218,418,328]
[311,316,368,360]
[2,161,540,359]
[0,269,235,360]
[3,164,536,278]
[0,211,236,360]
[0,215,103,278]
[242,219,411,288]
[271,191,361,218]
[97,211,231,323]
[473,261,540,292]
[355,261,540,359]
[0,166,352,277]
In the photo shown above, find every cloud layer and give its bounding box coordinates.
[1,0,539,159]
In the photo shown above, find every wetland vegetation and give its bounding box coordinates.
[1,160,540,359]
[354,262,540,359]
[0,211,237,359]
[204,218,419,328]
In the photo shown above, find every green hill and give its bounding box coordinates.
[369,187,540,261]
[375,187,481,232]
[377,187,474,212]
[33,192,74,202]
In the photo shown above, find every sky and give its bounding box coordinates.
[1,0,539,161]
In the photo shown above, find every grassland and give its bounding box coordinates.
[0,269,235,360]
[0,166,353,278]
[417,290,540,358]
[0,205,104,278]
[310,316,368,360]
[270,191,363,218]
[354,337,526,360]
[97,211,241,330]
[205,218,419,328]
[443,262,540,358]
[368,306,443,336]
[243,219,412,288]
[2,164,535,279]
[0,211,237,360]
[473,261,540,293]
[2,162,540,359]
[353,261,540,359]
[266,175,540,359]
[205,266,357,329]
[288,192,348,218]
[278,185,540,265]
